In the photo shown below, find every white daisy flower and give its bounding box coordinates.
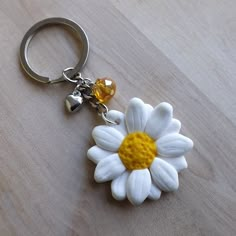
[87,98,193,205]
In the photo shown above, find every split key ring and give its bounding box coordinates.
[20,17,89,84]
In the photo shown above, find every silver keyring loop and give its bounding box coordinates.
[20,17,89,84]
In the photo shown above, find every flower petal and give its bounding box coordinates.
[145,102,173,139]
[148,183,162,200]
[106,110,127,136]
[145,103,153,119]
[92,125,124,152]
[87,145,114,164]
[160,119,181,137]
[157,133,194,157]
[94,154,126,183]
[160,156,188,172]
[150,158,179,192]
[127,169,151,205]
[125,98,148,133]
[111,171,129,201]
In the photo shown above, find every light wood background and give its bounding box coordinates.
[0,0,235,235]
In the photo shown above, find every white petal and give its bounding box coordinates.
[145,102,173,139]
[145,103,153,118]
[92,125,124,152]
[94,154,126,183]
[127,169,151,205]
[87,145,114,164]
[111,171,129,201]
[125,98,148,133]
[106,110,127,136]
[160,119,181,137]
[150,158,179,192]
[157,133,193,157]
[148,183,161,200]
[160,156,188,172]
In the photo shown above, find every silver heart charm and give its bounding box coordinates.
[65,92,84,113]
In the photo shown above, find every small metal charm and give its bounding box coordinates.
[65,92,84,113]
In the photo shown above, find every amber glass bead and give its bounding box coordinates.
[92,77,116,103]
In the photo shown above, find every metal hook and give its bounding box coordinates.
[19,17,89,84]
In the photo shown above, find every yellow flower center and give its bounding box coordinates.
[118,132,157,170]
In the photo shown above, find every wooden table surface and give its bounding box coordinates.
[0,0,235,235]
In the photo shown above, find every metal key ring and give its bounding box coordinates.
[20,17,89,84]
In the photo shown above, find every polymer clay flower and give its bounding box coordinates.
[87,98,193,205]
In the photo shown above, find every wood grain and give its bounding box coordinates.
[0,0,235,235]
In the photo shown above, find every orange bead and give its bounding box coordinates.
[92,77,116,103]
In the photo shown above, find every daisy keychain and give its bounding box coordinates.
[20,17,194,206]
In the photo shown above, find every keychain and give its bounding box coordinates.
[20,17,193,206]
